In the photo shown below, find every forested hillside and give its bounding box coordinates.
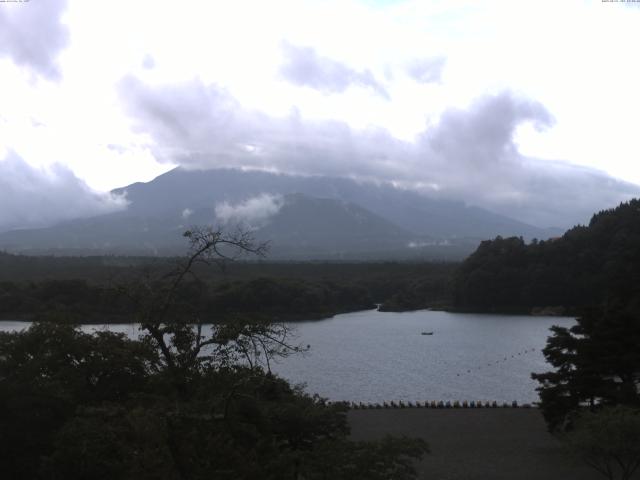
[453,199,640,313]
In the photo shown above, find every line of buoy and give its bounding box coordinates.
[424,348,537,370]
[452,348,537,377]
[347,400,535,409]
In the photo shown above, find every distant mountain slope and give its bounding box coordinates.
[255,193,411,250]
[452,199,640,312]
[112,167,558,239]
[0,168,561,258]
[0,193,423,257]
[0,212,186,255]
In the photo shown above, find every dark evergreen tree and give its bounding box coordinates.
[532,300,640,431]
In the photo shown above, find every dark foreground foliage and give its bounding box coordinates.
[0,323,426,480]
[532,299,640,432]
[0,227,427,479]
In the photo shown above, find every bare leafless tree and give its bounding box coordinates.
[118,226,304,393]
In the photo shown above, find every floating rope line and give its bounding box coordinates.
[452,348,537,377]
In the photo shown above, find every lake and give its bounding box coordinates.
[0,309,575,403]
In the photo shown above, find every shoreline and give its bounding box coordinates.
[0,305,577,327]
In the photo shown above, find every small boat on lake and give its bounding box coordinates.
[421,331,434,336]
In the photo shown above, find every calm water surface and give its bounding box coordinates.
[0,309,575,403]
[273,309,575,403]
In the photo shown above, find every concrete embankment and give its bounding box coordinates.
[348,409,611,480]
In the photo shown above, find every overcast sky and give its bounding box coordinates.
[1,0,639,230]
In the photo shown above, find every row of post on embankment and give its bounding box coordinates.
[340,400,537,410]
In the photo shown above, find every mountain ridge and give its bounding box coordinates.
[0,167,562,258]
[113,167,560,238]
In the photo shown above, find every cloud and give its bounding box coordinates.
[420,91,554,185]
[118,75,640,228]
[215,194,283,228]
[0,151,127,232]
[499,159,640,228]
[142,54,155,70]
[416,92,639,226]
[181,208,193,220]
[406,56,446,84]
[117,75,409,179]
[0,0,69,80]
[279,42,390,99]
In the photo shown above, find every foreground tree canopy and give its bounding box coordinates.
[0,227,427,479]
[532,298,640,431]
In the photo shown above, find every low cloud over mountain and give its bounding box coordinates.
[0,151,127,232]
[118,75,639,228]
[215,193,284,229]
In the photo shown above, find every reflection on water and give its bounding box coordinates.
[0,309,574,403]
